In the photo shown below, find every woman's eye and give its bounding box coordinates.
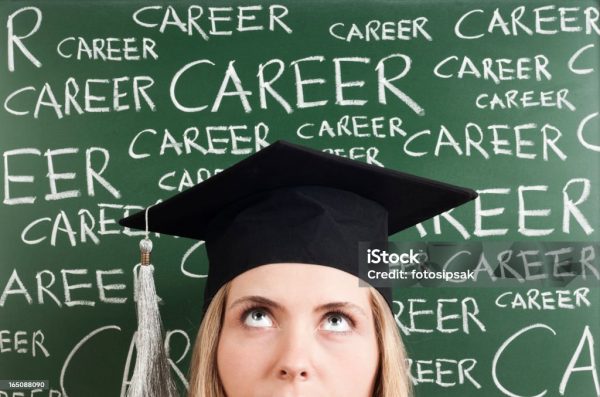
[321,313,352,332]
[243,309,273,328]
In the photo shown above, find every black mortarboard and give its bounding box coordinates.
[119,140,477,313]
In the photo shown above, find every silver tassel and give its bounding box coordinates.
[127,238,178,397]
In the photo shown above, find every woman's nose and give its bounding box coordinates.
[274,327,314,381]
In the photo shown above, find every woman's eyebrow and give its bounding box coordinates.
[228,295,283,311]
[316,302,368,318]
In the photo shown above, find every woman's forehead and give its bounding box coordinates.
[226,263,372,307]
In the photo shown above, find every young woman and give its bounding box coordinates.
[188,263,412,397]
[119,140,477,397]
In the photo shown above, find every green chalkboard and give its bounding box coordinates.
[1,0,599,396]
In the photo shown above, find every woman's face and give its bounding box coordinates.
[217,263,379,397]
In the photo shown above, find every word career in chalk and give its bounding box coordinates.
[329,17,432,42]
[18,202,151,247]
[432,53,594,84]
[454,5,600,38]
[56,37,158,62]
[3,76,155,119]
[168,55,423,115]
[132,4,292,36]
[496,288,592,311]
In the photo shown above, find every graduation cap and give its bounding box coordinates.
[119,139,477,396]
[120,139,477,309]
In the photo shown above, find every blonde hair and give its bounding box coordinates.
[187,283,412,397]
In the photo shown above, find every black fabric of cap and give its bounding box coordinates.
[119,140,478,313]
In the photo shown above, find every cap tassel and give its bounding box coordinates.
[127,208,178,397]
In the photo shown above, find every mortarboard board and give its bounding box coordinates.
[119,139,478,313]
